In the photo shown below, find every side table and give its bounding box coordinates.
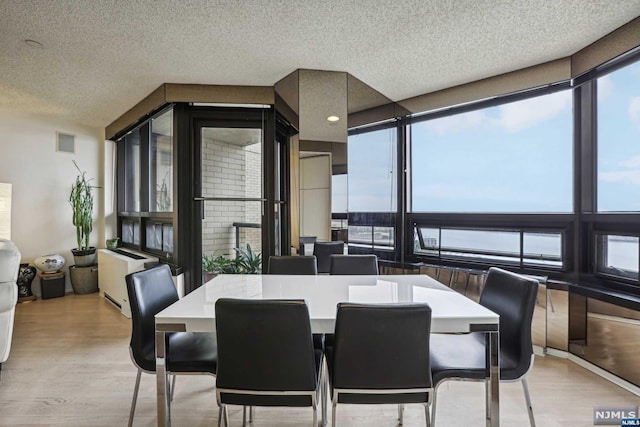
[39,271,66,299]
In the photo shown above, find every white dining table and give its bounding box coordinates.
[155,274,500,426]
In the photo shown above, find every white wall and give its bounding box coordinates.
[300,155,331,241]
[0,111,105,294]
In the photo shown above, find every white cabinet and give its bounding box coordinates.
[98,249,158,318]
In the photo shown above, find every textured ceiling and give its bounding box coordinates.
[1,0,639,129]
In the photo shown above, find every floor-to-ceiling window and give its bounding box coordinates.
[408,88,573,271]
[117,107,175,259]
[593,58,640,284]
[345,124,398,258]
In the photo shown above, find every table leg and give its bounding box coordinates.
[156,330,171,427]
[486,331,500,427]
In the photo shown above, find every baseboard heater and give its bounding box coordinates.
[103,292,122,309]
[98,249,158,318]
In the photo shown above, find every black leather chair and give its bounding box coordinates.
[329,254,378,275]
[267,255,324,372]
[327,303,433,426]
[430,267,539,426]
[268,255,318,275]
[215,298,322,426]
[126,265,217,427]
[313,241,345,273]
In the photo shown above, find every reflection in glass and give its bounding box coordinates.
[124,130,141,212]
[332,174,348,213]
[373,226,394,248]
[348,128,397,212]
[145,222,173,253]
[414,227,439,255]
[162,224,173,253]
[150,109,173,212]
[596,234,639,280]
[523,232,562,267]
[348,225,372,245]
[146,222,163,250]
[122,220,140,245]
[441,229,520,262]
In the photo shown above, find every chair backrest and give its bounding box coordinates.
[215,299,317,397]
[126,264,179,372]
[479,267,539,379]
[268,255,318,275]
[313,241,345,273]
[332,303,432,396]
[329,254,378,275]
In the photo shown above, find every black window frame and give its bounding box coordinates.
[116,105,177,262]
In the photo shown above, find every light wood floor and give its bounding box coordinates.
[0,294,638,426]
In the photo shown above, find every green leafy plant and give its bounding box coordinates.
[202,244,262,275]
[235,243,262,274]
[202,253,241,274]
[69,161,97,251]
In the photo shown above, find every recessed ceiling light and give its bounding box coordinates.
[327,115,340,122]
[24,39,44,49]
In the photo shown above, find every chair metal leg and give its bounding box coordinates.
[398,403,404,424]
[128,369,142,427]
[321,359,328,426]
[431,388,437,427]
[249,406,254,422]
[485,379,490,422]
[312,404,318,427]
[225,405,230,427]
[243,405,247,426]
[522,379,536,427]
[547,288,555,313]
[218,406,224,427]
[170,375,176,401]
[332,399,337,427]
[425,402,432,427]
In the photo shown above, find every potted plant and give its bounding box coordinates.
[68,161,99,295]
[69,161,97,267]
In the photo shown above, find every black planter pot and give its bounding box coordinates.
[71,247,97,267]
[17,263,37,302]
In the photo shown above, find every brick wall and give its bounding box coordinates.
[202,138,262,258]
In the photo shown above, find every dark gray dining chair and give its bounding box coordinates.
[430,267,539,426]
[313,241,345,273]
[327,303,433,426]
[267,255,318,275]
[329,254,378,275]
[215,298,322,426]
[126,265,217,427]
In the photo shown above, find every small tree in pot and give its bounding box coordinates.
[69,161,97,267]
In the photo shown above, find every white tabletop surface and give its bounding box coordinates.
[156,274,498,334]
